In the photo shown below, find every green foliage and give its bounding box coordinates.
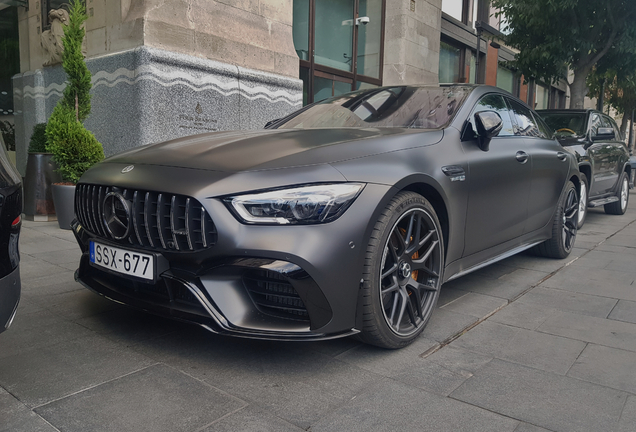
[45,105,104,184]
[492,0,636,106]
[28,123,48,153]
[61,0,91,122]
[0,121,15,152]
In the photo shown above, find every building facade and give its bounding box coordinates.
[3,0,574,177]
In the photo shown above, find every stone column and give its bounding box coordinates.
[383,0,442,85]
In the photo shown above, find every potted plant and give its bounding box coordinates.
[23,123,62,221]
[45,0,104,230]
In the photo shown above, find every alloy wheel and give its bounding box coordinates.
[621,177,629,211]
[562,187,578,252]
[379,208,442,336]
[578,181,587,226]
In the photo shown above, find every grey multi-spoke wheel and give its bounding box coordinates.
[533,180,577,259]
[358,192,444,349]
[577,173,588,229]
[605,172,629,215]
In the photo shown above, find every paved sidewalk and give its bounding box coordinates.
[1,202,636,432]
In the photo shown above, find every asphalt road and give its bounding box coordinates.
[1,202,636,432]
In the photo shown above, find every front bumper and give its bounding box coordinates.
[0,265,20,333]
[72,182,393,341]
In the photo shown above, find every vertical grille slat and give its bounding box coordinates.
[75,184,216,252]
[144,192,155,248]
[185,198,193,251]
[156,194,167,249]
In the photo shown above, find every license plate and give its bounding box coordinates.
[90,241,154,280]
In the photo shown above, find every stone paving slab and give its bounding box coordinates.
[35,364,246,432]
[608,299,636,324]
[311,378,520,432]
[567,343,636,394]
[450,359,629,432]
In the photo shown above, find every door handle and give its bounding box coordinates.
[557,152,567,161]
[516,151,529,164]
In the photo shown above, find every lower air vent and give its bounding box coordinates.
[243,269,309,322]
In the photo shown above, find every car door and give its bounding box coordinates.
[505,99,569,234]
[587,112,615,194]
[461,94,532,257]
[602,114,626,190]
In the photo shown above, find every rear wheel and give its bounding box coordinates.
[358,192,444,349]
[604,172,629,215]
[533,181,577,259]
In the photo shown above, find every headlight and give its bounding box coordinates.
[225,183,365,225]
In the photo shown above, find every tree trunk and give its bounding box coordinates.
[620,113,629,137]
[569,72,589,109]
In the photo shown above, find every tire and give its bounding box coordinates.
[533,180,578,259]
[357,192,444,349]
[577,173,588,229]
[604,172,629,215]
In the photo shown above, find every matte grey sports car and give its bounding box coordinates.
[72,85,580,348]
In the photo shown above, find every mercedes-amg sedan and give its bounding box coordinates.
[72,85,580,348]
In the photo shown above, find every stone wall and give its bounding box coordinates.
[12,47,302,176]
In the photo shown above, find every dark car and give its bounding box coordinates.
[537,109,630,228]
[72,85,580,349]
[0,137,22,334]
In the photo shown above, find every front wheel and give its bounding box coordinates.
[577,173,588,229]
[604,172,629,215]
[533,181,578,259]
[357,192,444,349]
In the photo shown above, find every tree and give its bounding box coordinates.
[491,0,636,109]
[45,0,103,183]
[59,0,91,121]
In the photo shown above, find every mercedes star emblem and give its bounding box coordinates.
[103,192,131,240]
[121,165,134,173]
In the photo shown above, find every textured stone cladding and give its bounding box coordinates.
[12,46,303,175]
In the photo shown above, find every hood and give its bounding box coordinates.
[103,128,444,172]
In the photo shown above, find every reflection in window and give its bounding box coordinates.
[356,0,382,79]
[442,0,465,22]
[439,41,461,83]
[315,0,354,72]
[496,67,514,94]
[469,94,514,136]
[314,76,351,102]
[535,84,549,110]
[276,86,471,129]
[293,0,310,61]
[509,99,541,137]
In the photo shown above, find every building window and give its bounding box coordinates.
[496,66,514,94]
[0,6,20,117]
[535,83,549,109]
[293,0,385,104]
[439,39,475,84]
[41,0,70,30]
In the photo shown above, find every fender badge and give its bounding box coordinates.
[121,165,134,173]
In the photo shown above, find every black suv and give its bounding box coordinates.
[0,137,22,334]
[538,109,631,228]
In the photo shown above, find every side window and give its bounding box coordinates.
[507,99,541,137]
[468,94,515,137]
[532,112,552,139]
[589,113,602,137]
[603,115,622,141]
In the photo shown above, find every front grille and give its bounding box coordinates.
[75,184,217,252]
[243,269,309,322]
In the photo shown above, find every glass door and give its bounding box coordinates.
[293,0,385,104]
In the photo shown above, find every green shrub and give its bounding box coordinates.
[46,105,104,184]
[28,123,48,153]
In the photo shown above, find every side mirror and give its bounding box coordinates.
[592,127,615,141]
[474,111,503,151]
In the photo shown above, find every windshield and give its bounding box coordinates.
[275,86,471,130]
[539,112,587,138]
